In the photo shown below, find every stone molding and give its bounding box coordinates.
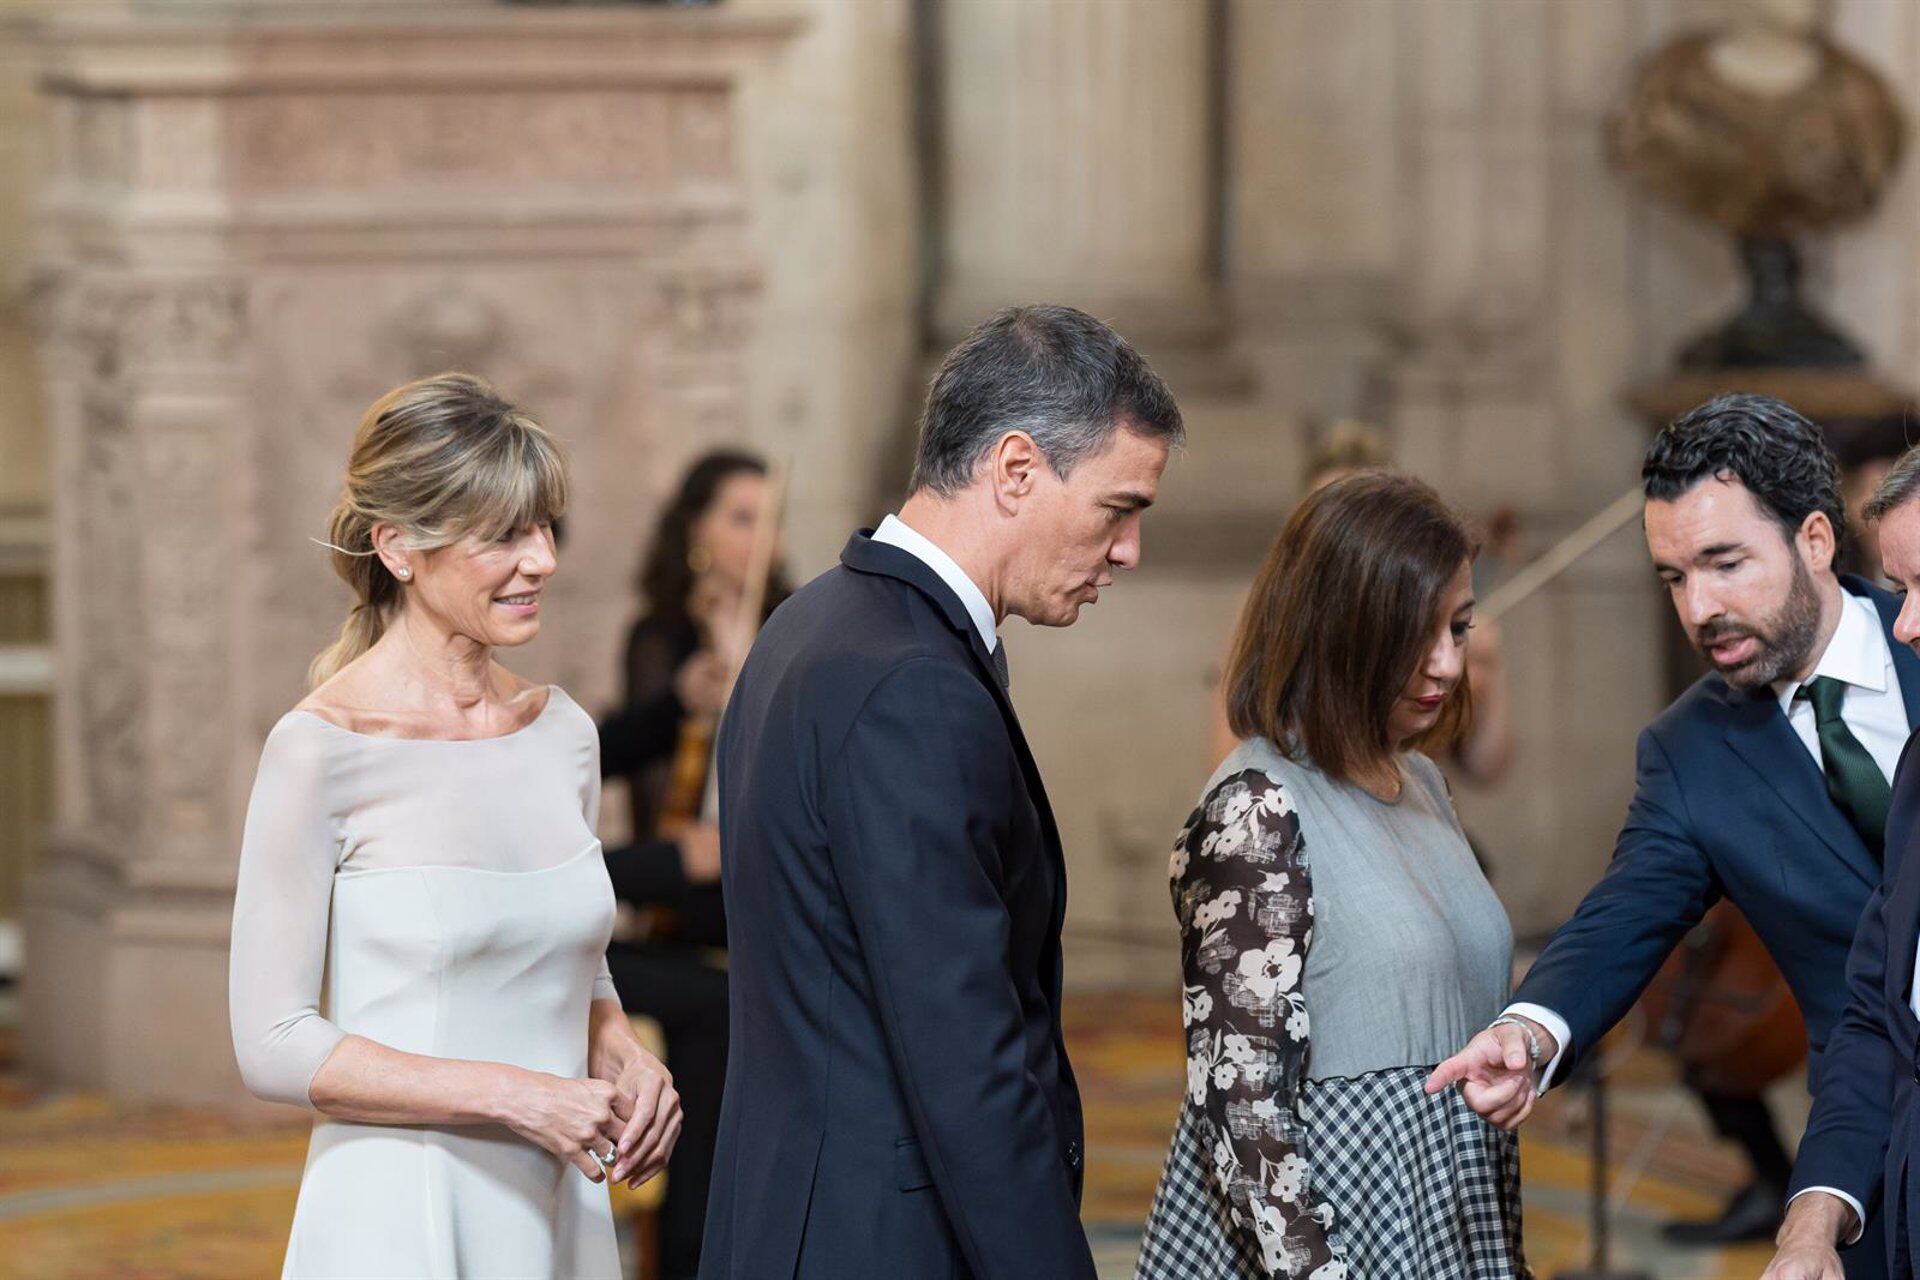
[33,6,805,95]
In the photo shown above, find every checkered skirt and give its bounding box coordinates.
[1137,1067,1530,1279]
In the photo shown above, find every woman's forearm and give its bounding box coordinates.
[587,997,644,1083]
[305,1034,530,1127]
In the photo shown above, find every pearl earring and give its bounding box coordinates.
[395,567,411,581]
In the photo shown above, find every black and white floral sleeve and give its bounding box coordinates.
[1172,768,1345,1279]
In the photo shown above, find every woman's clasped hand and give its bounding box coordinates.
[498,1050,681,1189]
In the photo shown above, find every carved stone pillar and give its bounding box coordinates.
[932,0,1223,356]
[1379,0,1665,934]
[919,2,1238,986]
[22,2,799,1103]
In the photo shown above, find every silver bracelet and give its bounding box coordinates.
[1488,1016,1544,1068]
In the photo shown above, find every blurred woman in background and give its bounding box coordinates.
[597,449,790,1280]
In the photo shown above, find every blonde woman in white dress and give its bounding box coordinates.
[229,373,681,1278]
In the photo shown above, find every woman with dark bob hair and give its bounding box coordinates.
[1138,473,1527,1279]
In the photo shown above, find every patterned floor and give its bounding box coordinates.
[0,995,1783,1278]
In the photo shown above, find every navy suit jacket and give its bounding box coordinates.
[1790,725,1920,1270]
[1513,579,1918,1274]
[698,532,1094,1280]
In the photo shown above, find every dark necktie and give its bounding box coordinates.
[989,641,1009,691]
[1796,675,1891,857]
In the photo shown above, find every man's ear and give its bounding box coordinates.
[1799,509,1837,575]
[990,431,1040,511]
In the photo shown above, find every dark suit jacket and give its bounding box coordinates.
[698,532,1094,1280]
[1790,732,1920,1270]
[1512,578,1919,1275]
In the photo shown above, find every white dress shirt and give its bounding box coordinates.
[1772,589,1910,786]
[1505,590,1906,1242]
[871,514,1000,653]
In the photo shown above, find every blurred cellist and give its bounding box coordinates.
[598,449,791,1280]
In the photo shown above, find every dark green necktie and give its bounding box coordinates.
[1795,675,1891,857]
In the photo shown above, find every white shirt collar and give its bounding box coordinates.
[1773,587,1890,715]
[871,514,999,653]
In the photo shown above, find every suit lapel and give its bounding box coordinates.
[1722,683,1881,888]
[1719,577,1915,890]
[957,625,1070,935]
[840,531,1069,868]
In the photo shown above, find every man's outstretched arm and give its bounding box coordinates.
[1432,728,1719,1123]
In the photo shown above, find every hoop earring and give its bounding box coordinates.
[687,545,712,575]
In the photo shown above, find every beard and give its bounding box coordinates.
[1691,555,1824,689]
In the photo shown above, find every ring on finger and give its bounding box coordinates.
[593,1146,617,1170]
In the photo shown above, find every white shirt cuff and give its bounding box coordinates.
[1501,1002,1572,1096]
[1789,1187,1866,1247]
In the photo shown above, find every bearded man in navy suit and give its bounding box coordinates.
[699,305,1183,1280]
[1430,395,1914,1280]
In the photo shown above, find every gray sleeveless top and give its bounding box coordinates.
[1207,736,1513,1080]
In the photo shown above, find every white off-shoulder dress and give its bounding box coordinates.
[228,686,622,1279]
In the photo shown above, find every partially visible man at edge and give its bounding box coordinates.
[698,304,1183,1280]
[1762,446,1920,1279]
[1428,393,1912,1280]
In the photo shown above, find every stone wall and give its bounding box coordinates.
[1005,0,1920,981]
[19,1,805,1100]
[1231,0,1920,941]
[15,0,1920,1091]
[730,0,918,572]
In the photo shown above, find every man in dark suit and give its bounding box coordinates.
[1429,395,1916,1279]
[698,305,1183,1280]
[1764,448,1920,1279]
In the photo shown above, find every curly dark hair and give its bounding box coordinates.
[636,449,793,626]
[1642,393,1845,555]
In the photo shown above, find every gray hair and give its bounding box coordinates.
[909,304,1183,496]
[1863,444,1920,524]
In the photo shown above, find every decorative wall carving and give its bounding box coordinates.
[231,89,734,194]
[22,4,799,1102]
[74,392,141,847]
[30,273,249,861]
[385,285,505,376]
[44,275,247,374]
